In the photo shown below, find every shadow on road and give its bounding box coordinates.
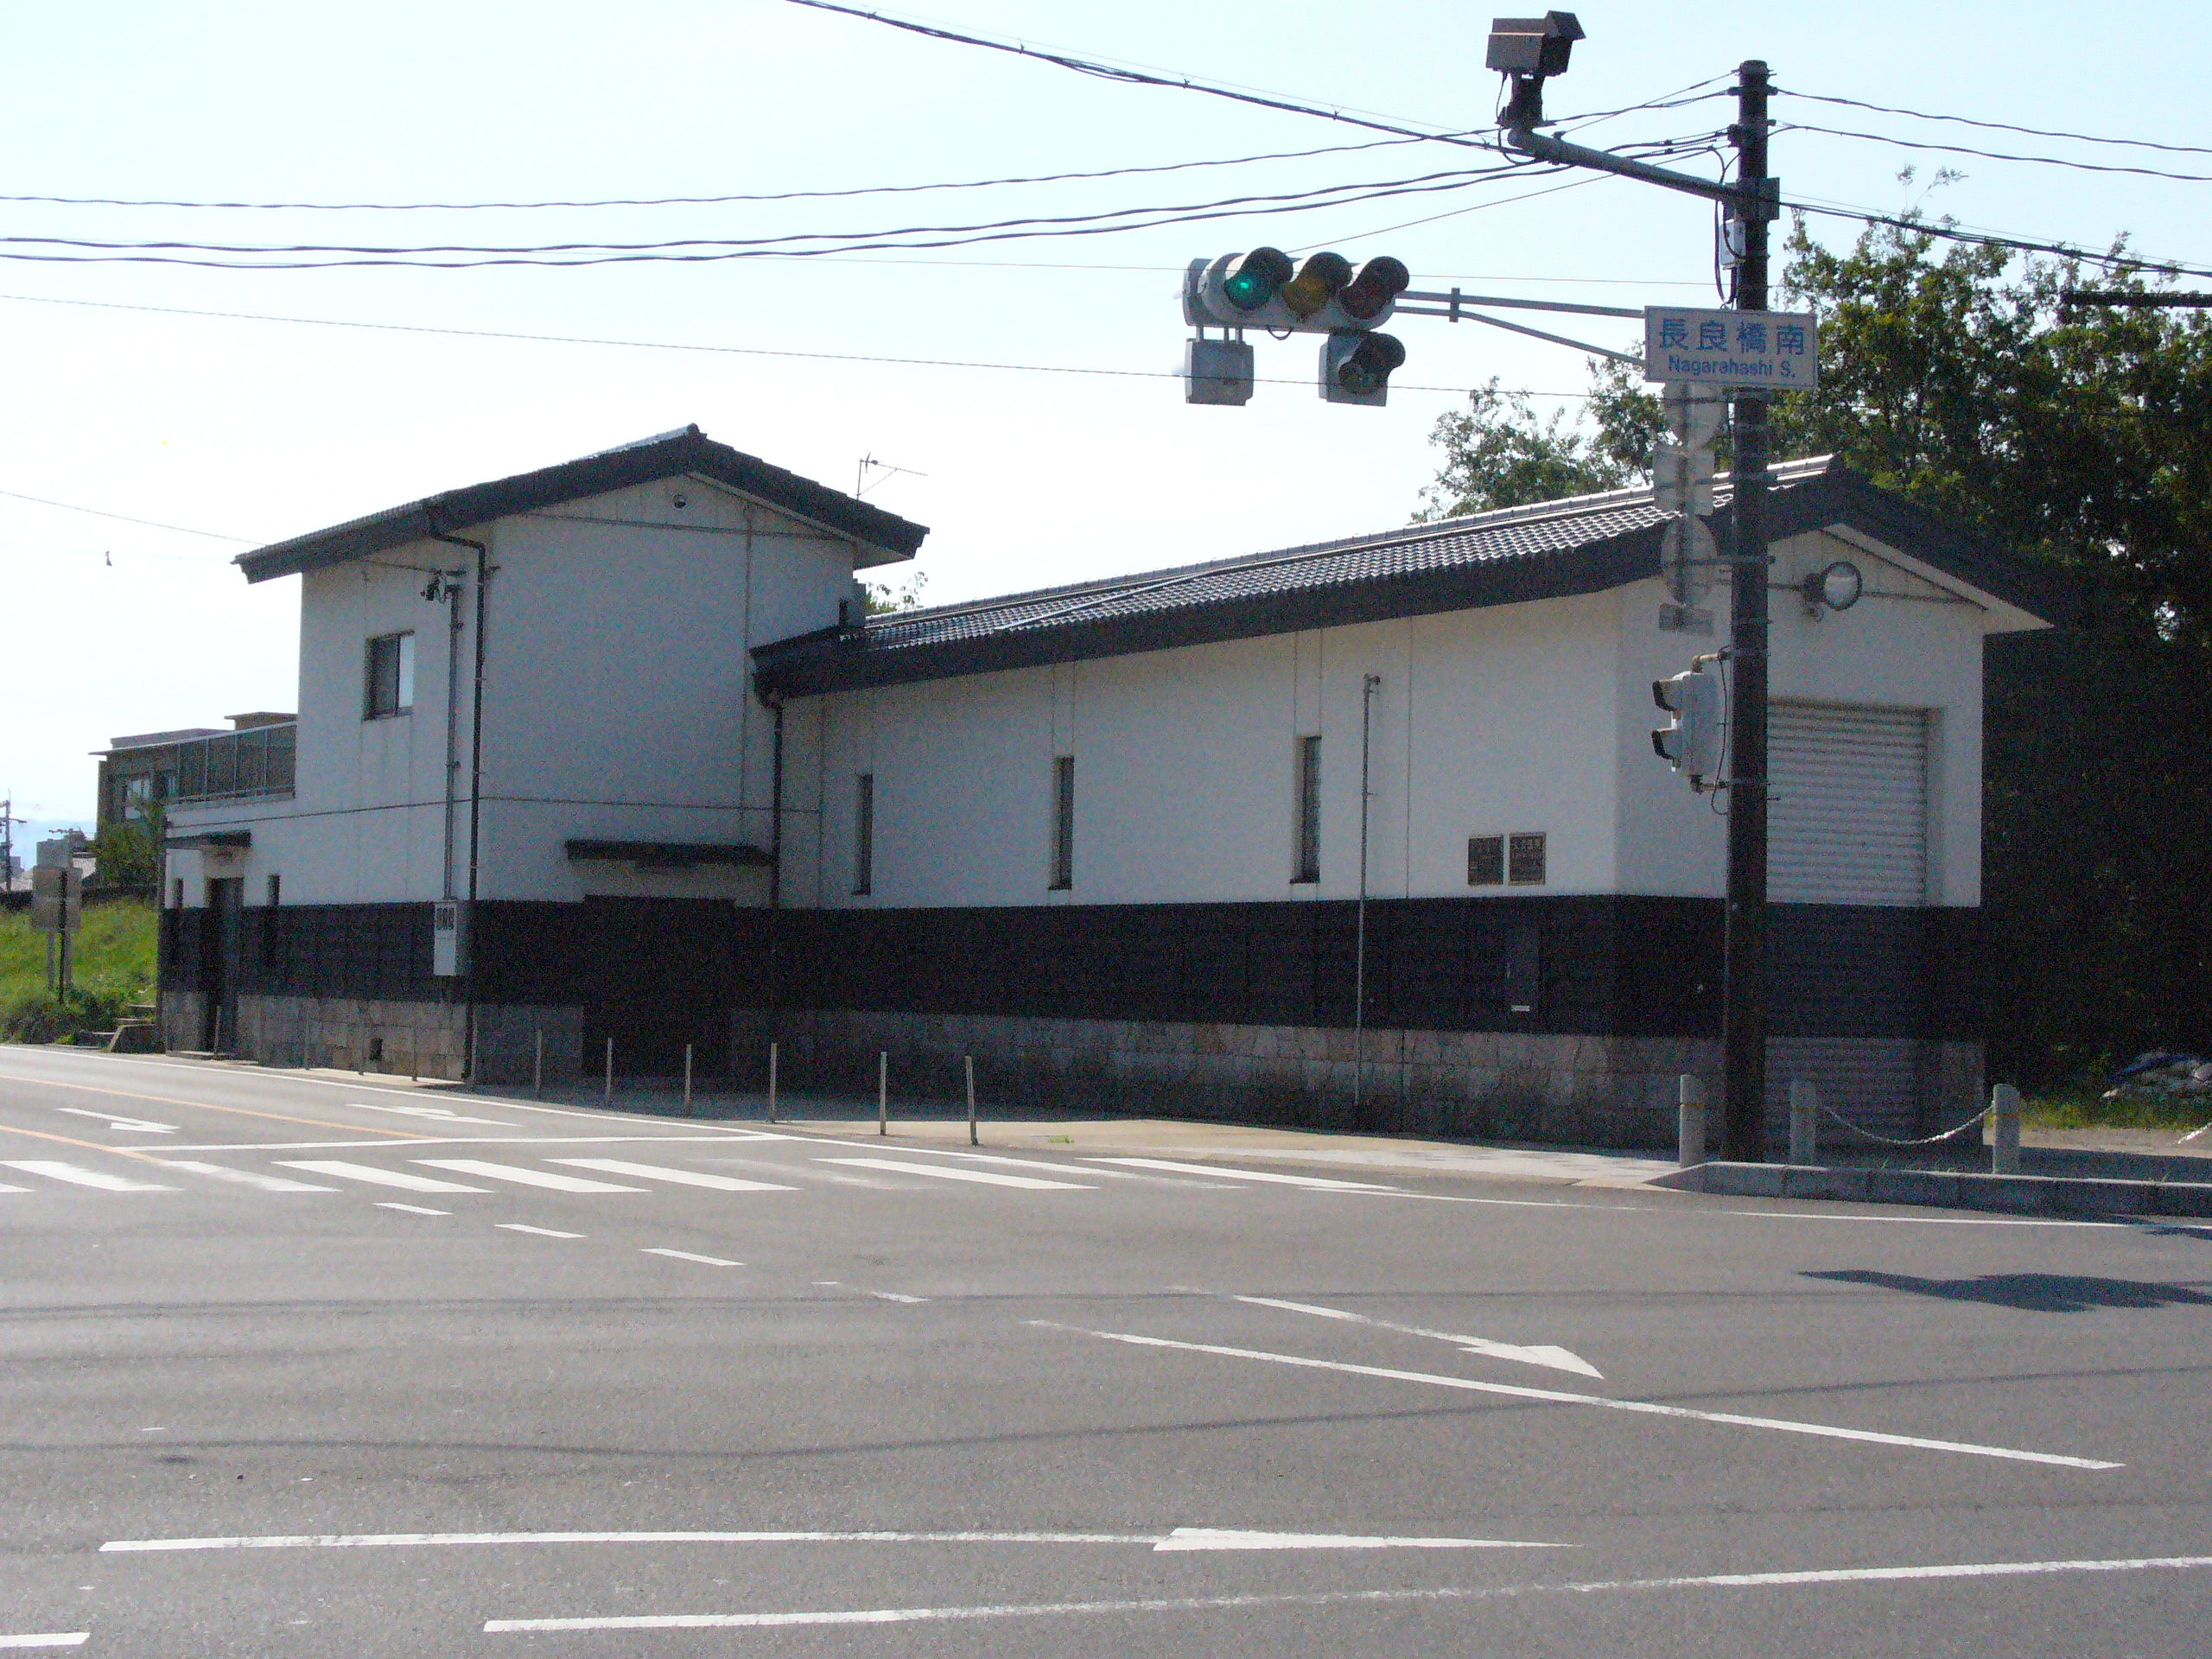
[1803,1269,2212,1313]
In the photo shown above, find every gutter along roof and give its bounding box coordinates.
[235,425,929,582]
[753,457,2067,698]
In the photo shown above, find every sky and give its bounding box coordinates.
[6,0,2210,832]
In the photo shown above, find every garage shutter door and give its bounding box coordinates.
[1769,702,1928,907]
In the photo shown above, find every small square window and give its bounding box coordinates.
[1467,835,1504,887]
[365,631,415,719]
[1509,832,1548,886]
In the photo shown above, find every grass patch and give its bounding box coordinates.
[0,900,158,1041]
[2024,1088,2212,1134]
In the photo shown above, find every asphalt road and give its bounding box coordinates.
[3,1045,2209,1656]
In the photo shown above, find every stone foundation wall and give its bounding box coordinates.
[157,991,584,1084]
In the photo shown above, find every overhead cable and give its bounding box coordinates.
[1780,121,2212,185]
[1781,88,2212,159]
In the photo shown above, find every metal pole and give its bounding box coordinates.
[878,1050,888,1135]
[683,1043,694,1116]
[1354,674,1379,1120]
[603,1037,613,1106]
[1720,60,1774,1163]
[1677,1073,1706,1168]
[532,1028,543,1096]
[767,1041,779,1124]
[966,1054,977,1146]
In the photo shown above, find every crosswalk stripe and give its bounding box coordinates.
[278,1160,488,1193]
[414,1160,645,1194]
[819,1156,1095,1191]
[1,1160,175,1192]
[1089,1157,1394,1192]
[548,1158,795,1192]
[158,1162,339,1193]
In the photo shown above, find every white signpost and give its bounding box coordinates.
[1643,306,1818,389]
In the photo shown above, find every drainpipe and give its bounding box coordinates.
[438,572,465,899]
[427,519,491,1082]
[1354,674,1380,1119]
[766,691,785,1053]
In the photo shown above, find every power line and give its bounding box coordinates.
[0,486,256,542]
[1782,198,2212,283]
[0,132,1458,213]
[1780,88,2212,159]
[1779,120,2212,185]
[0,291,1599,399]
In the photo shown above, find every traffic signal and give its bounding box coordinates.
[1652,664,1724,788]
[1187,250,1407,333]
[1321,331,1406,405]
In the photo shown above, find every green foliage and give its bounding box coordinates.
[92,802,164,890]
[2025,1088,2212,1135]
[1416,370,1651,519]
[0,900,158,1042]
[861,570,930,614]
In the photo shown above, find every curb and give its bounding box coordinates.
[1651,1160,2212,1219]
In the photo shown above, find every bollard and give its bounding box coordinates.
[878,1050,888,1135]
[1991,1081,2022,1175]
[532,1028,543,1097]
[683,1044,694,1116]
[1788,1079,1820,1166]
[767,1041,779,1124]
[965,1054,977,1147]
[1676,1074,1706,1168]
[603,1038,613,1107]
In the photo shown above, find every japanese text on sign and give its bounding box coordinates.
[1643,306,1818,389]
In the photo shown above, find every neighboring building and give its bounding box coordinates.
[162,429,2058,1147]
[97,715,297,832]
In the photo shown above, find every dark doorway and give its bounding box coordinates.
[200,878,244,1051]
[579,898,735,1077]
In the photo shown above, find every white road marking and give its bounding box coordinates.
[1090,1157,1392,1192]
[1035,1324,2121,1471]
[548,1158,795,1192]
[374,1202,449,1216]
[413,1160,645,1193]
[0,1183,28,1193]
[105,1526,1553,1554]
[478,1553,2212,1633]
[56,1107,174,1133]
[280,1160,486,1193]
[640,1249,742,1268]
[157,1161,338,1193]
[352,1103,517,1126]
[160,1135,794,1153]
[820,1156,1094,1191]
[497,1224,583,1239]
[1,1160,174,1192]
[868,1291,927,1304]
[1233,1294,1604,1380]
[0,1636,89,1649]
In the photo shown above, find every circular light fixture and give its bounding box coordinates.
[1802,559,1862,612]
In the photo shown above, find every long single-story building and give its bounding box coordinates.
[159,425,2058,1147]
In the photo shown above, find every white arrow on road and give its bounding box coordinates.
[1233,1294,1604,1379]
[56,1107,174,1134]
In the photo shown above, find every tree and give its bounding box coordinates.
[92,802,163,891]
[1416,208,2212,1085]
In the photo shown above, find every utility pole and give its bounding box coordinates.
[1720,60,1774,1162]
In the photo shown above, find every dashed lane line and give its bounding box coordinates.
[640,1249,742,1268]
[0,1635,88,1649]
[478,1554,2212,1634]
[1,1160,175,1193]
[1032,1323,2124,1471]
[374,1202,449,1217]
[497,1224,584,1239]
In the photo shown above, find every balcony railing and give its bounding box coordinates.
[172,722,296,804]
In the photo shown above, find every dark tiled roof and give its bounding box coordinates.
[753,456,2064,698]
[237,425,927,582]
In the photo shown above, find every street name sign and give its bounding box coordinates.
[1643,306,1818,388]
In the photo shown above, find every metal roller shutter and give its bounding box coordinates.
[1769,702,1929,907]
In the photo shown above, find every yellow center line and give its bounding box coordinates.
[0,1121,170,1164]
[0,1072,425,1139]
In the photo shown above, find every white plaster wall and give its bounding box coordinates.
[1613,525,2012,905]
[797,589,1624,910]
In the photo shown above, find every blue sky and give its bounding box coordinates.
[6,0,2209,825]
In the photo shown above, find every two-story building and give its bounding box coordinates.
[161,425,2058,1147]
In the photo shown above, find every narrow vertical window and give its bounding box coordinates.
[364,631,415,719]
[266,873,282,907]
[1049,754,1075,890]
[171,876,184,910]
[1294,734,1321,884]
[852,772,874,896]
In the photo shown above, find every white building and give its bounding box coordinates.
[162,429,2058,1147]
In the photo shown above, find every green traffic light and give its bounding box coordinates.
[1220,246,1294,311]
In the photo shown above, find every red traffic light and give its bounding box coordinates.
[1337,256,1410,322]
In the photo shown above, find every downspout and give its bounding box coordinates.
[1354,673,1380,1121]
[765,689,785,1074]
[439,571,465,899]
[427,519,491,1083]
